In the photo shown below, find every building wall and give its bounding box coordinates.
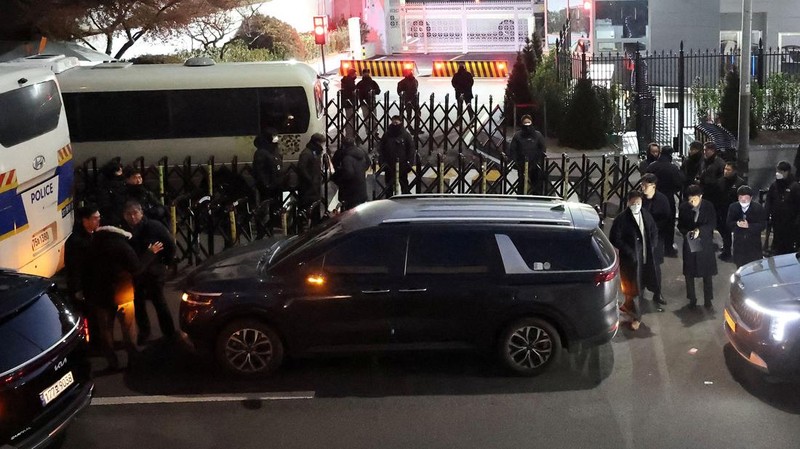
[649,0,720,52]
[720,0,800,50]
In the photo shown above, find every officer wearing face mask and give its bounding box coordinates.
[378,115,415,197]
[726,185,766,268]
[508,114,547,195]
[253,128,284,238]
[610,190,659,330]
[765,161,800,255]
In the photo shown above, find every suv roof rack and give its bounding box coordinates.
[395,194,562,202]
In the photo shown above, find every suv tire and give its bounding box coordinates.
[216,320,284,377]
[498,317,561,376]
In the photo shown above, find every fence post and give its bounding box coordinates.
[228,208,237,247]
[428,93,435,155]
[677,41,685,156]
[170,203,178,242]
[523,160,529,195]
[157,160,166,205]
[415,152,422,194]
[444,94,450,155]
[581,48,588,80]
[206,157,214,197]
[394,159,401,196]
[481,156,487,194]
[281,209,289,235]
[438,153,445,193]
[561,153,569,200]
[602,154,611,218]
[756,38,765,88]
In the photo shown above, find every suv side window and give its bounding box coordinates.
[323,230,405,275]
[406,229,500,274]
[503,230,603,271]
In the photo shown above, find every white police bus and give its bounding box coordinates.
[53,57,325,165]
[0,60,75,276]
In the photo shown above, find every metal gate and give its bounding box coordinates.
[393,2,535,53]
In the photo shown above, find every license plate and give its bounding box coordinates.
[31,223,57,254]
[39,371,74,407]
[724,308,737,333]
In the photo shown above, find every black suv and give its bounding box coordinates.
[725,254,800,379]
[0,270,93,448]
[180,195,620,377]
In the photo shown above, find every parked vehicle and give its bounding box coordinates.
[725,254,800,379]
[179,195,620,377]
[0,270,93,448]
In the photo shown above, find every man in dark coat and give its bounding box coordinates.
[85,225,162,370]
[451,62,475,120]
[252,129,284,238]
[123,201,177,345]
[379,115,415,197]
[332,136,370,210]
[716,162,745,261]
[96,160,127,226]
[397,69,419,126]
[765,161,800,255]
[341,68,358,138]
[681,141,703,192]
[297,133,326,228]
[638,142,660,175]
[697,141,725,211]
[356,69,381,132]
[677,185,718,309]
[65,206,100,303]
[727,185,767,268]
[610,190,659,330]
[640,174,668,307]
[123,165,166,224]
[645,145,684,256]
[508,114,547,195]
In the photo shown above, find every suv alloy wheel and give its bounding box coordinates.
[499,317,562,376]
[215,320,284,377]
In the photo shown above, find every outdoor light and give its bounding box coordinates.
[497,62,506,69]
[313,16,328,45]
[584,1,592,10]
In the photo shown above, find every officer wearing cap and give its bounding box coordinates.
[726,185,767,268]
[298,133,327,228]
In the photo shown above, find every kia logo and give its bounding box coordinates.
[33,155,45,170]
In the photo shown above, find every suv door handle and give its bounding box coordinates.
[361,289,391,294]
[398,288,427,293]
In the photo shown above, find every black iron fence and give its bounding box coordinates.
[73,151,642,267]
[556,41,800,156]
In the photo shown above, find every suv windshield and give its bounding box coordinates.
[264,214,347,273]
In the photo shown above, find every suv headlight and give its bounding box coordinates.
[181,291,222,306]
[744,299,800,342]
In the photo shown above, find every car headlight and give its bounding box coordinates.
[744,298,800,342]
[181,291,222,306]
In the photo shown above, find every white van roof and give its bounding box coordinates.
[1,55,81,74]
[56,60,320,93]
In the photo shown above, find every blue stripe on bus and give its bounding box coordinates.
[57,160,74,211]
[0,189,29,242]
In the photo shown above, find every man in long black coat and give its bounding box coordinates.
[85,225,162,370]
[640,173,668,307]
[340,68,357,137]
[677,185,718,309]
[680,141,703,191]
[727,185,767,268]
[645,145,684,256]
[379,115,415,197]
[332,136,370,210]
[451,62,475,120]
[716,162,745,261]
[297,133,325,227]
[252,129,284,238]
[765,161,800,255]
[610,190,659,330]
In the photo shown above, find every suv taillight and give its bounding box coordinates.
[78,317,90,343]
[594,259,619,286]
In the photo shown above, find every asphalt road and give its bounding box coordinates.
[61,231,800,449]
